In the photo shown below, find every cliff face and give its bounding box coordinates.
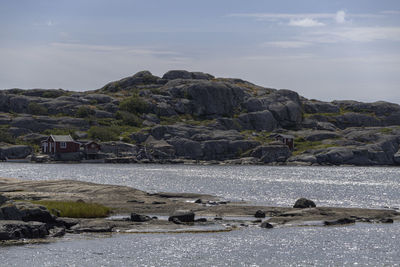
[1,70,400,165]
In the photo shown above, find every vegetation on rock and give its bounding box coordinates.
[31,200,111,218]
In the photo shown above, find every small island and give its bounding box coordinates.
[1,177,398,245]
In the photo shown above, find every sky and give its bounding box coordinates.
[1,0,400,104]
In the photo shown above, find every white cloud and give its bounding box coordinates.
[335,10,346,24]
[263,41,310,48]
[288,18,325,27]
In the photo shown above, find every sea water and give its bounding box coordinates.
[0,164,399,266]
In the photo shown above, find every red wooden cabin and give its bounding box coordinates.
[41,135,81,154]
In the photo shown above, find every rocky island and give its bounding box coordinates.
[1,177,399,245]
[1,69,400,165]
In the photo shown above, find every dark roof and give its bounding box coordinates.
[51,135,74,142]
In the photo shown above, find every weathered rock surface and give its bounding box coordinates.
[0,220,49,240]
[1,70,400,166]
[0,145,32,160]
[0,202,55,223]
[293,198,316,209]
[168,210,195,223]
[250,143,291,163]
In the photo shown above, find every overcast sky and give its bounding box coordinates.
[1,0,399,104]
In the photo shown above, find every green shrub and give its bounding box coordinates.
[88,126,120,141]
[42,128,78,139]
[28,102,48,115]
[42,90,65,98]
[379,128,393,134]
[115,111,142,126]
[293,137,336,155]
[119,95,148,114]
[76,106,95,118]
[31,200,111,218]
[0,129,15,144]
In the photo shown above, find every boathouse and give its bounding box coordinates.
[81,141,101,159]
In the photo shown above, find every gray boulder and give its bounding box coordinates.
[255,210,266,218]
[302,100,340,114]
[315,147,354,165]
[0,145,32,160]
[10,116,54,132]
[8,127,32,137]
[0,92,11,112]
[333,113,381,129]
[293,198,316,208]
[162,70,214,80]
[181,81,248,117]
[163,70,193,80]
[168,138,203,159]
[101,71,163,92]
[200,139,259,160]
[9,95,31,113]
[260,221,273,229]
[84,94,114,104]
[238,110,278,131]
[0,220,49,240]
[288,154,317,164]
[304,131,341,141]
[0,202,55,223]
[145,136,175,159]
[168,210,195,223]
[324,218,355,226]
[0,194,8,205]
[250,143,291,163]
[130,213,152,222]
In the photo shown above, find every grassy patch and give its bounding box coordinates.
[303,107,352,119]
[293,137,336,155]
[159,114,215,126]
[241,130,273,144]
[31,200,111,218]
[379,128,394,134]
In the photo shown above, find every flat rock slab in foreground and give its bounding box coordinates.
[1,177,399,235]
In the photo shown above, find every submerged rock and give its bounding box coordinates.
[260,222,273,229]
[324,218,355,226]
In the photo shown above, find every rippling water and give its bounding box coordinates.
[0,163,399,266]
[0,163,399,208]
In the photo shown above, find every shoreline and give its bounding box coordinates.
[1,177,399,246]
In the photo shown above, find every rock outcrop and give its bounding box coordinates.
[0,70,400,166]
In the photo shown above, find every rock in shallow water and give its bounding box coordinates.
[324,218,355,226]
[168,210,195,223]
[254,210,266,218]
[0,220,49,240]
[260,222,273,229]
[130,213,152,222]
[293,198,316,209]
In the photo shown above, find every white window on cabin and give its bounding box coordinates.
[60,142,67,148]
